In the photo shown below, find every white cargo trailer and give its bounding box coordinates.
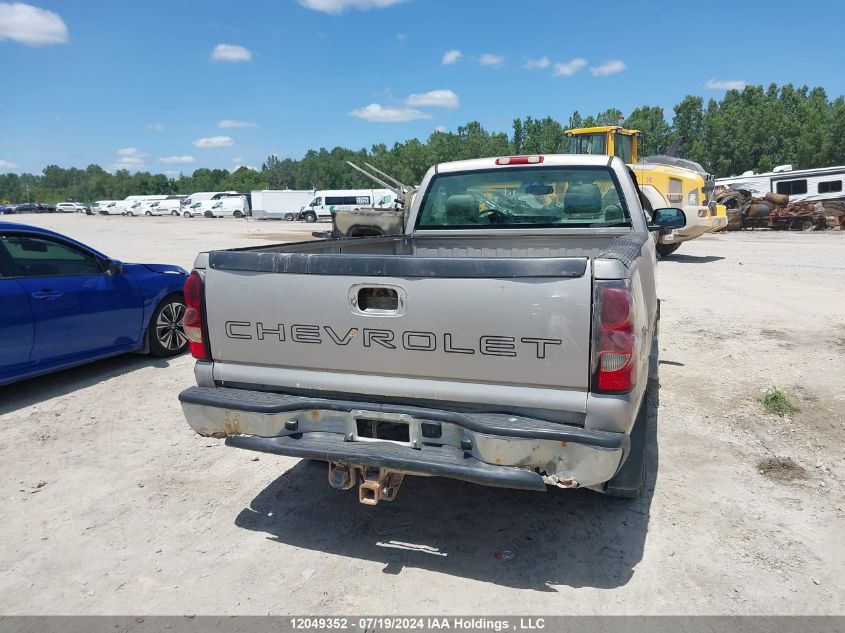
[250,189,316,220]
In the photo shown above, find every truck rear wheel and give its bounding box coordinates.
[233,210,243,218]
[656,242,681,258]
[285,213,295,221]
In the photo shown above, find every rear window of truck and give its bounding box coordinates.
[416,166,630,229]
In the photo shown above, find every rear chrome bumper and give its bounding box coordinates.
[179,386,628,491]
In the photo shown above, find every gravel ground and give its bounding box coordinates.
[0,214,843,615]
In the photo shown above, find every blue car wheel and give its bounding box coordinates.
[149,293,188,357]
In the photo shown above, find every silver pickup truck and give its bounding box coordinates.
[179,154,686,503]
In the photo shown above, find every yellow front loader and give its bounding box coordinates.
[566,126,726,256]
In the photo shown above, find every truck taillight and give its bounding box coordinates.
[592,282,636,393]
[182,271,209,360]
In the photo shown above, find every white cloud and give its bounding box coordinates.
[706,79,747,90]
[349,104,432,123]
[145,122,164,131]
[404,89,459,109]
[112,163,138,171]
[111,147,144,170]
[218,119,258,128]
[479,53,505,68]
[211,43,252,62]
[193,136,235,148]
[591,60,626,76]
[232,157,243,163]
[0,2,68,46]
[0,159,17,169]
[441,49,462,65]
[298,0,406,14]
[523,56,550,70]
[553,58,588,77]
[111,157,143,171]
[395,32,407,42]
[434,126,447,133]
[158,155,196,164]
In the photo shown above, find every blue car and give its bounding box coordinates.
[0,222,189,386]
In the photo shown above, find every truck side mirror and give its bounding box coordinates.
[651,207,686,230]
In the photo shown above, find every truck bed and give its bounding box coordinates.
[217,232,623,259]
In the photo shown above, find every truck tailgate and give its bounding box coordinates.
[202,252,592,409]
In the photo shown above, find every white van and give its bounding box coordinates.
[182,191,237,208]
[182,200,214,218]
[206,196,249,218]
[144,199,183,216]
[300,189,395,223]
[93,200,120,215]
[121,195,167,216]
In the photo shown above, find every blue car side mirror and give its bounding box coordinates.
[106,259,124,276]
[651,207,686,230]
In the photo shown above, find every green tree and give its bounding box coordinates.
[624,106,671,157]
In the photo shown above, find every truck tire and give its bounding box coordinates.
[183,211,192,218]
[285,213,295,221]
[800,220,815,232]
[656,242,681,258]
[233,210,243,218]
[204,211,214,218]
[145,211,153,216]
[605,382,654,498]
[303,211,317,223]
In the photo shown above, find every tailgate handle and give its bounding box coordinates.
[358,287,399,312]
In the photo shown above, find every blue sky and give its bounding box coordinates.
[2,0,844,175]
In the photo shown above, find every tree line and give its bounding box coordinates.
[2,83,844,204]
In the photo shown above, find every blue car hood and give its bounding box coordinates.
[125,263,188,275]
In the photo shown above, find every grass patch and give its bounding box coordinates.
[760,386,799,417]
[757,456,806,480]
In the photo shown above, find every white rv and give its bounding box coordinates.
[300,189,395,223]
[251,189,315,220]
[716,164,845,203]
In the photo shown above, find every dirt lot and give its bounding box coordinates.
[1,214,843,615]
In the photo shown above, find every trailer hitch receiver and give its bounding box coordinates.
[358,468,405,506]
